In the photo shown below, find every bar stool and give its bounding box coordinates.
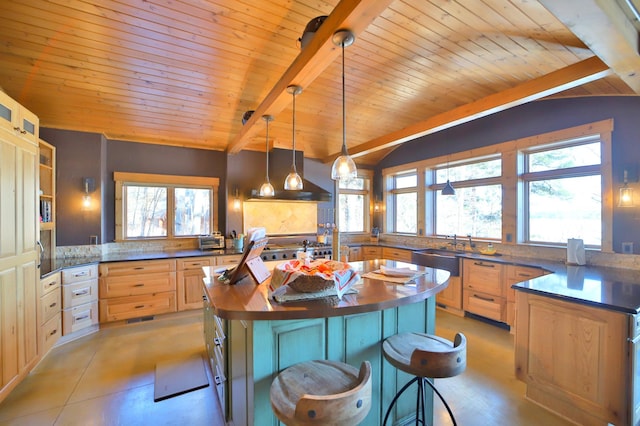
[270,359,372,425]
[382,332,466,425]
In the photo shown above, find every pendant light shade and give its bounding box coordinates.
[331,29,357,181]
[442,180,456,195]
[284,85,303,190]
[259,115,275,197]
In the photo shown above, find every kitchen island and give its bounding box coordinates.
[202,259,450,426]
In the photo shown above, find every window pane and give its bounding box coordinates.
[395,192,417,233]
[436,158,501,183]
[338,193,364,232]
[528,142,600,172]
[175,187,211,236]
[395,174,417,189]
[338,177,365,190]
[436,185,502,238]
[528,175,601,245]
[125,186,167,238]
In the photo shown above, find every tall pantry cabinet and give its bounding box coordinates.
[0,90,40,402]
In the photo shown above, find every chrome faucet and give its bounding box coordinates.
[447,234,457,250]
[467,234,476,249]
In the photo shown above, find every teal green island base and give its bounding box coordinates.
[203,260,449,426]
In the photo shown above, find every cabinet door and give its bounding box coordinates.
[382,247,413,262]
[436,275,462,311]
[362,246,381,260]
[463,259,504,296]
[177,257,214,311]
[0,267,19,388]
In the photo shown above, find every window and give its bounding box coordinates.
[434,157,502,239]
[390,171,417,233]
[522,139,602,246]
[337,173,371,233]
[114,172,219,241]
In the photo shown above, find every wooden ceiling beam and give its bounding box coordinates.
[539,0,640,93]
[226,0,395,155]
[329,56,612,161]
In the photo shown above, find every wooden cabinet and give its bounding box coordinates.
[204,293,227,416]
[38,139,55,260]
[435,275,463,315]
[61,264,99,336]
[0,90,40,403]
[215,254,243,267]
[99,259,177,322]
[504,264,546,330]
[38,272,61,356]
[347,246,362,261]
[382,247,413,262]
[176,257,215,311]
[362,246,381,260]
[515,291,629,425]
[462,259,505,323]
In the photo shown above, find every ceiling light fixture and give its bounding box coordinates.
[284,85,303,190]
[259,115,275,197]
[619,168,635,207]
[442,159,455,196]
[331,29,357,181]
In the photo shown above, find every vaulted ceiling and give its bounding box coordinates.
[1,0,639,166]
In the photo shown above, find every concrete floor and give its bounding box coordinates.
[0,309,574,425]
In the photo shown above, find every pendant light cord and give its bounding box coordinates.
[265,119,270,181]
[341,41,347,154]
[292,91,297,171]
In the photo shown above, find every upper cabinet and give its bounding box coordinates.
[39,139,56,260]
[0,91,39,145]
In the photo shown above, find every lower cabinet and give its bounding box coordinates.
[362,246,382,260]
[176,257,215,311]
[462,259,505,322]
[38,272,61,355]
[381,247,413,262]
[435,274,463,315]
[61,264,99,336]
[504,264,547,330]
[99,259,176,322]
[515,291,629,425]
[348,246,362,262]
[204,298,438,426]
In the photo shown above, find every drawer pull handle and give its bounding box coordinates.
[214,376,222,385]
[47,281,58,287]
[73,271,88,277]
[214,337,223,346]
[49,329,57,336]
[473,294,495,302]
[517,273,532,277]
[473,262,495,268]
[73,288,89,296]
[75,314,89,321]
[49,302,57,308]
[134,267,145,270]
[134,305,145,309]
[134,283,145,287]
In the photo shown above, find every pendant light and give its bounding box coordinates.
[284,85,303,190]
[331,29,357,181]
[259,115,275,197]
[442,159,455,196]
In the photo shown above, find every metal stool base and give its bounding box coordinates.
[382,376,457,426]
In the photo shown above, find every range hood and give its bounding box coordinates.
[248,148,332,202]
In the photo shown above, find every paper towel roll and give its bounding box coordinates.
[567,238,585,265]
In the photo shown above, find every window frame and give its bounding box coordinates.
[336,170,373,234]
[381,119,614,252]
[114,172,219,241]
[386,169,419,234]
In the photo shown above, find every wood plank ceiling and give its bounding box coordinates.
[0,0,638,166]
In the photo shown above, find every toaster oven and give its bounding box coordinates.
[199,234,225,250]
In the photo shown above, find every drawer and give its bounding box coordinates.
[213,315,226,344]
[215,255,242,266]
[382,247,413,262]
[62,279,98,308]
[62,264,99,284]
[463,259,504,296]
[100,272,176,298]
[99,291,176,322]
[41,289,61,324]
[40,272,61,296]
[40,313,61,355]
[99,259,176,277]
[62,301,99,335]
[505,265,546,302]
[463,290,505,322]
[362,246,381,259]
[177,257,214,270]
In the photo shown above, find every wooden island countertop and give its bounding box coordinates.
[202,259,451,321]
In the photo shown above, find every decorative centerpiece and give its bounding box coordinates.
[270,259,359,300]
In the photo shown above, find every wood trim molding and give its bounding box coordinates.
[113,172,219,187]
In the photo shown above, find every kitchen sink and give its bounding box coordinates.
[411,249,461,276]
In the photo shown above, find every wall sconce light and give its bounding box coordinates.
[82,177,95,209]
[619,168,635,208]
[233,188,241,211]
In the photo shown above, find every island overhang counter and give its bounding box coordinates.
[202,259,450,426]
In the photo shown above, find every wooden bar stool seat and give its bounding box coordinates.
[270,360,372,425]
[382,332,466,425]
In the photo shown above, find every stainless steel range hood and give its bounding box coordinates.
[248,148,332,202]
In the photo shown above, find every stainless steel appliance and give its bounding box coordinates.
[629,313,640,425]
[261,237,332,261]
[199,233,225,250]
